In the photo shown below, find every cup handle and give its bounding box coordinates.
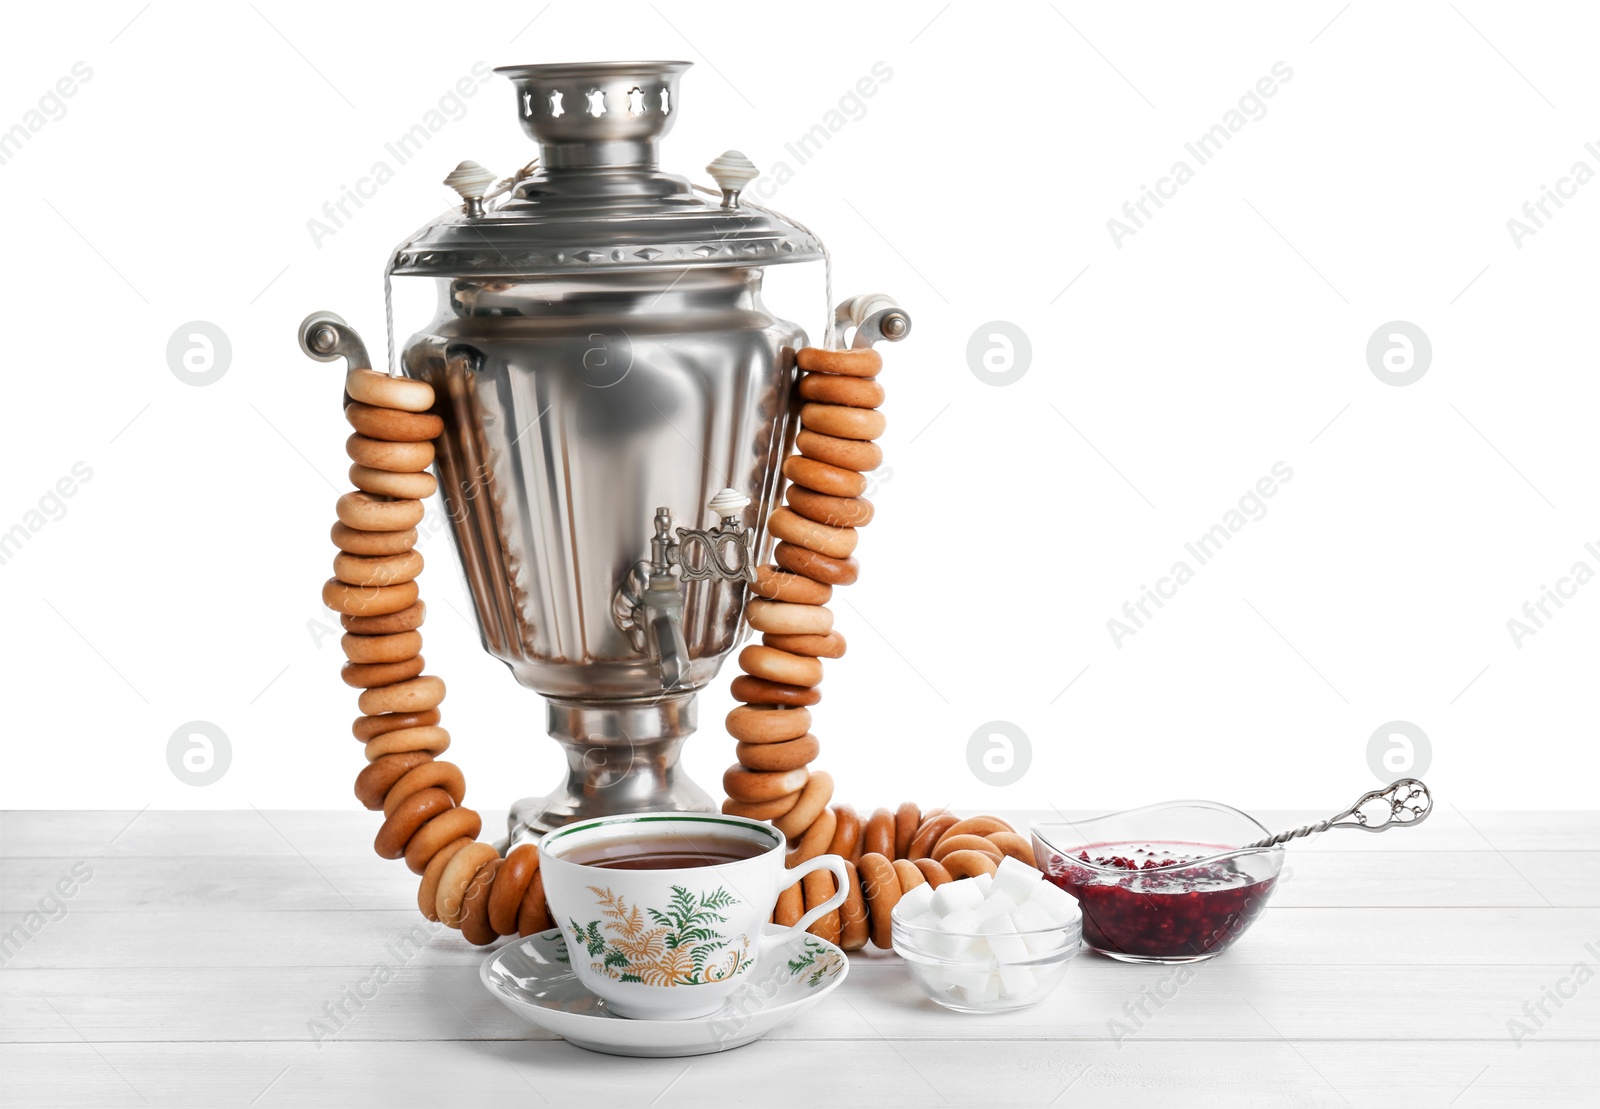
[770,853,851,944]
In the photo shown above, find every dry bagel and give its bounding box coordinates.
[746,596,835,635]
[350,464,438,500]
[383,760,466,816]
[342,630,423,665]
[352,708,439,740]
[345,368,435,413]
[342,600,426,635]
[792,805,837,863]
[341,655,426,689]
[862,807,894,858]
[729,675,821,706]
[374,787,454,860]
[786,486,874,528]
[761,631,846,659]
[773,771,833,841]
[322,578,419,618]
[335,491,425,532]
[722,791,802,820]
[735,733,819,771]
[797,429,883,474]
[331,522,417,557]
[795,347,883,378]
[738,645,823,688]
[931,834,1003,864]
[723,764,809,803]
[782,455,866,499]
[798,373,885,409]
[359,675,446,716]
[801,402,887,441]
[726,705,812,744]
[752,564,833,606]
[346,433,434,472]
[773,542,859,586]
[345,402,443,442]
[417,837,474,922]
[354,752,431,810]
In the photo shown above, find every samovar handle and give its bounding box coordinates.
[297,311,372,372]
[830,294,912,350]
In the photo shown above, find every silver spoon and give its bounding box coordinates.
[1243,778,1433,850]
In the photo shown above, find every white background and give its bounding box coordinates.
[1,1,1594,814]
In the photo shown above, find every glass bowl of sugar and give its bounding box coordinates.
[890,857,1083,1014]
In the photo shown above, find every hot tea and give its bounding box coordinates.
[562,834,767,870]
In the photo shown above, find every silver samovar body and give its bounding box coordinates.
[390,62,818,841]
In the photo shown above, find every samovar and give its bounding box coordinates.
[300,61,907,844]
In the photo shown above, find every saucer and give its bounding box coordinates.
[480,925,849,1057]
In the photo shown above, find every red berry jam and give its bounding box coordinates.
[1042,841,1277,961]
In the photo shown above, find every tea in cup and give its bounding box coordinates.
[538,812,849,1019]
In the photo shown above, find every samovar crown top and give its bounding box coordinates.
[388,60,822,282]
[494,61,690,166]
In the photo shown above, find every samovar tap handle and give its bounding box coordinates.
[830,293,912,350]
[670,489,757,585]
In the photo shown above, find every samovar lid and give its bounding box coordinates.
[390,61,823,280]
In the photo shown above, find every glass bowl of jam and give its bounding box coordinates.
[1031,802,1284,964]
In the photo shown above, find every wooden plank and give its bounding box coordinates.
[5,849,1592,913]
[1264,849,1596,907]
[0,855,418,913]
[0,1039,1591,1108]
[3,906,1595,970]
[5,808,1593,857]
[1027,808,1600,854]
[4,960,1595,1044]
[0,810,512,859]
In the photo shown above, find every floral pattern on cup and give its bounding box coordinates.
[569,884,753,987]
[785,936,844,988]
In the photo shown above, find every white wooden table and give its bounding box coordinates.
[2,809,1595,1107]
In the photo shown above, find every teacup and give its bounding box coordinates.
[538,812,849,1019]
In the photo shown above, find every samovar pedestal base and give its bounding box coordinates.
[502,692,717,848]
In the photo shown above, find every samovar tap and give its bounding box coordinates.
[619,489,757,691]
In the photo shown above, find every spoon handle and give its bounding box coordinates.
[1244,778,1433,850]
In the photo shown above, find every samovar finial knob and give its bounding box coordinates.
[444,160,497,218]
[706,151,758,209]
[707,488,750,521]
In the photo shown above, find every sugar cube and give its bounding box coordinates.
[969,873,994,898]
[997,964,1038,999]
[975,890,1018,926]
[978,918,1029,963]
[994,855,1043,903]
[1030,880,1081,926]
[943,966,991,993]
[939,907,980,934]
[931,878,984,917]
[1011,898,1054,933]
[921,929,970,959]
[895,882,934,919]
[1012,898,1066,955]
[1024,930,1066,957]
